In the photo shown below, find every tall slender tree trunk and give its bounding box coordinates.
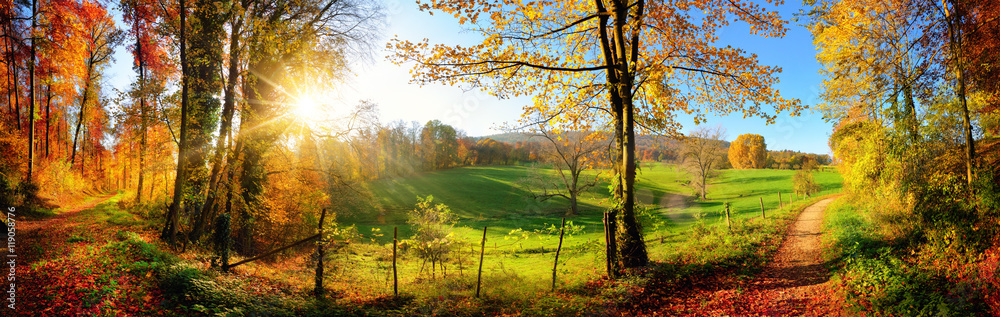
[596,0,622,276]
[165,0,189,244]
[611,0,648,269]
[71,61,94,168]
[45,82,50,158]
[3,24,11,119]
[6,25,20,133]
[137,38,147,205]
[944,3,976,186]
[81,127,86,174]
[27,0,36,182]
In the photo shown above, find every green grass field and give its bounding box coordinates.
[324,163,843,297]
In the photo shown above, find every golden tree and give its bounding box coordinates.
[390,0,802,272]
[729,133,767,169]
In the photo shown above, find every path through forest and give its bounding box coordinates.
[11,193,170,315]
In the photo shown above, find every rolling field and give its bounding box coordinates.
[325,163,843,296]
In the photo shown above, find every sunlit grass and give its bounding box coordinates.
[329,163,843,300]
[37,164,843,315]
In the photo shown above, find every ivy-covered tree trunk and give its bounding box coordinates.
[181,0,227,238]
[236,57,281,254]
[610,0,648,270]
[192,16,243,242]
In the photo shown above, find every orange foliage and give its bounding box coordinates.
[391,0,803,135]
[728,133,766,169]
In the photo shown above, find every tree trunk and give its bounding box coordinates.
[7,26,20,133]
[701,170,707,199]
[569,190,578,216]
[45,82,50,158]
[165,0,189,245]
[71,61,94,167]
[612,0,648,269]
[137,39,146,205]
[945,3,976,186]
[192,17,242,242]
[27,0,36,182]
[4,25,12,120]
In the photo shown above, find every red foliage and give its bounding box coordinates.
[962,0,1000,113]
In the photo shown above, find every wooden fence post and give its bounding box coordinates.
[725,203,731,230]
[603,211,618,278]
[778,192,783,209]
[315,208,328,298]
[759,197,765,219]
[476,226,487,298]
[552,218,566,292]
[393,226,398,297]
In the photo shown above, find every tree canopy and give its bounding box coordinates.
[391,0,804,272]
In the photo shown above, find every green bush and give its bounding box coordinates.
[827,199,990,315]
[842,250,985,316]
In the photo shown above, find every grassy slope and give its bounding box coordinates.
[22,165,843,316]
[334,164,842,294]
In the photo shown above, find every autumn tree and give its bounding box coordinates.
[121,0,170,204]
[391,0,803,271]
[471,138,513,165]
[1,0,25,133]
[226,0,381,251]
[728,133,767,169]
[810,0,991,190]
[523,127,608,216]
[406,195,459,278]
[961,0,1000,125]
[36,0,87,163]
[26,0,36,182]
[681,125,726,200]
[419,120,460,170]
[69,0,122,170]
[793,169,821,197]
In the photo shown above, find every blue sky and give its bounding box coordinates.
[107,0,834,155]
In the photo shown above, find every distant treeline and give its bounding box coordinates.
[341,125,831,182]
[634,136,831,170]
[331,120,547,181]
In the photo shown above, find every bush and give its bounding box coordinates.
[793,170,820,197]
[406,195,459,279]
[827,199,991,316]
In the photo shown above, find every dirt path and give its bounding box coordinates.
[622,197,845,316]
[699,197,845,316]
[9,193,127,315]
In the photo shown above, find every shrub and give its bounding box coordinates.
[406,195,459,279]
[793,170,820,197]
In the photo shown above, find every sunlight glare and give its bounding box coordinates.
[293,94,324,124]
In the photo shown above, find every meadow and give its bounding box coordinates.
[18,162,844,316]
[316,163,843,301]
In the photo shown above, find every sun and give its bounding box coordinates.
[292,94,324,123]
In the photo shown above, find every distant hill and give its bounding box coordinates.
[477,132,546,144]
[479,132,700,147]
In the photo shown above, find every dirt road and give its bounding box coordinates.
[621,196,845,316]
[700,197,845,316]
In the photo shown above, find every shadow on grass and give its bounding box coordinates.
[718,174,789,184]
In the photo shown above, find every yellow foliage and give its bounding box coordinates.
[728,133,767,169]
[389,0,803,136]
